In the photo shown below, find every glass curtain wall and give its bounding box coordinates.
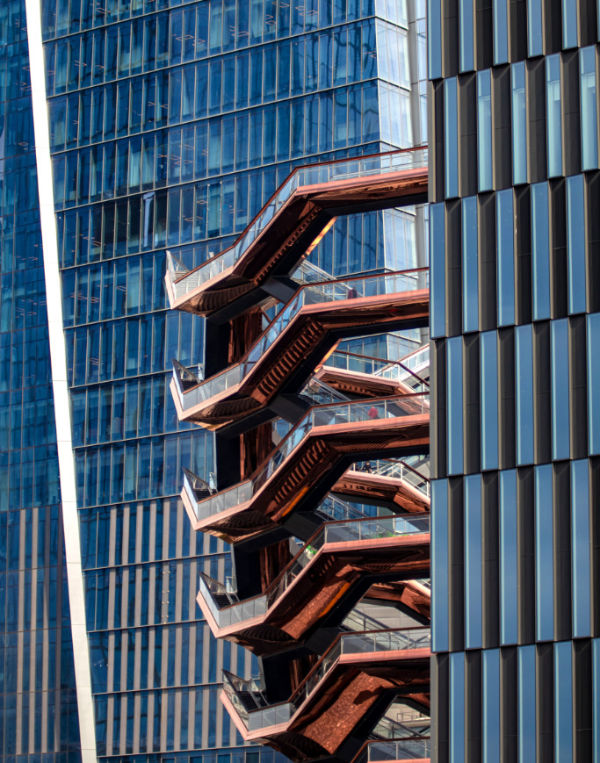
[32,0,426,758]
[0,1,81,759]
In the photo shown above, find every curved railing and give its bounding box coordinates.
[198,514,430,630]
[171,269,429,415]
[166,148,428,302]
[328,348,430,393]
[183,393,429,523]
[223,627,430,732]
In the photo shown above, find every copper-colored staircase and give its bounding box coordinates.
[166,149,430,762]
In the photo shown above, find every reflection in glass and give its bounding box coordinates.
[546,55,562,178]
[511,63,527,185]
[477,70,492,191]
[580,47,598,171]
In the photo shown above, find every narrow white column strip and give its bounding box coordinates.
[24,1,98,759]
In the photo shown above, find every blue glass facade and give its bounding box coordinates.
[0,1,80,758]
[429,0,600,759]
[0,0,427,758]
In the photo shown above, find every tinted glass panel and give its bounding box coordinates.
[515,325,534,465]
[535,464,554,642]
[431,202,446,338]
[464,474,482,648]
[500,470,518,645]
[480,331,499,470]
[447,336,464,474]
[432,479,449,652]
[512,64,527,185]
[462,196,479,333]
[531,183,551,321]
[580,47,598,171]
[477,70,492,191]
[496,189,515,325]
[566,175,587,314]
[444,78,459,199]
[546,55,562,178]
[550,319,569,461]
[571,460,591,639]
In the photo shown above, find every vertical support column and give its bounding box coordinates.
[24,2,97,759]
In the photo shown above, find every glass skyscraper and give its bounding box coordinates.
[0,1,427,759]
[429,0,600,759]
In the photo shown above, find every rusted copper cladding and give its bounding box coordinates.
[366,580,431,621]
[316,364,416,398]
[171,289,429,429]
[167,166,428,317]
[332,469,430,513]
[221,645,430,760]
[196,527,430,654]
[187,412,429,542]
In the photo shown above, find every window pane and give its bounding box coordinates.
[459,0,474,71]
[447,336,464,475]
[496,189,515,325]
[500,470,518,645]
[566,175,587,314]
[550,319,569,461]
[480,331,499,470]
[444,78,459,199]
[493,0,508,63]
[571,459,591,639]
[432,479,449,652]
[515,325,534,465]
[580,47,598,171]
[511,63,527,185]
[462,196,478,332]
[431,203,446,338]
[531,183,551,321]
[587,313,600,455]
[546,55,562,178]
[449,653,466,762]
[477,70,492,191]
[535,464,554,642]
[427,0,442,79]
[527,0,543,56]
[464,474,482,648]
[554,642,573,761]
[518,646,537,762]
[482,650,501,763]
